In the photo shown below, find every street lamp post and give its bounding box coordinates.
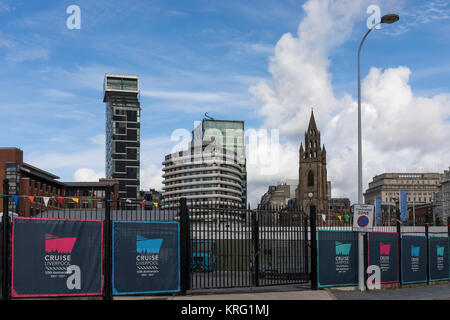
[357,13,399,292]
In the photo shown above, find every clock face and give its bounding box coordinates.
[308,192,313,198]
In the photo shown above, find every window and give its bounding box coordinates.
[308,171,314,187]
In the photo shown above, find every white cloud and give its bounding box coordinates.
[6,48,48,64]
[73,168,105,182]
[139,136,175,192]
[247,0,450,206]
[140,164,164,191]
[89,134,105,146]
[41,89,77,100]
[141,89,243,103]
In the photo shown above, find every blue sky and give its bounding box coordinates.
[0,0,449,205]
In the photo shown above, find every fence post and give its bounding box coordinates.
[303,211,309,279]
[310,205,318,290]
[2,179,9,300]
[363,232,368,287]
[251,211,259,287]
[425,223,429,285]
[103,187,112,300]
[179,198,191,295]
[396,219,402,287]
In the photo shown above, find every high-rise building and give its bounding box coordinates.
[192,118,247,205]
[161,140,243,207]
[104,74,141,200]
[297,110,329,215]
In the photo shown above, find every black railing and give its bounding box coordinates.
[186,201,310,291]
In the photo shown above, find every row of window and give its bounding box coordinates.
[385,197,433,203]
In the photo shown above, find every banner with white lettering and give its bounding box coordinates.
[429,236,449,282]
[317,230,358,288]
[112,221,180,295]
[11,217,103,297]
[368,232,399,284]
[400,190,408,222]
[401,235,427,284]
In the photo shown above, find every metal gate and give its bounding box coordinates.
[185,202,310,290]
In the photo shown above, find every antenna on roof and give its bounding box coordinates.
[204,112,214,120]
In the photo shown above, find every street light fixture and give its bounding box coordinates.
[381,14,400,24]
[357,13,399,292]
[357,13,399,204]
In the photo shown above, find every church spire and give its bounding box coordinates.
[308,108,318,132]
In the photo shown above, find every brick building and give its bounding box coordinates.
[0,147,119,216]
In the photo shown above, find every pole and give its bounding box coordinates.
[396,218,402,287]
[103,187,112,300]
[310,204,318,290]
[425,223,429,285]
[388,198,391,225]
[413,181,415,226]
[179,198,191,295]
[251,211,259,287]
[2,179,9,300]
[358,25,375,292]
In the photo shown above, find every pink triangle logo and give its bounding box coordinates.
[45,234,77,254]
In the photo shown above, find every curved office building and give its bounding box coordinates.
[162,141,243,208]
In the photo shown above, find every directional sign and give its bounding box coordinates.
[353,204,374,232]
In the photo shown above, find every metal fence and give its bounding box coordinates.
[1,186,313,299]
[313,209,450,287]
[185,202,310,290]
[5,177,446,298]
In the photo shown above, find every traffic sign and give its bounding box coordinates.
[353,204,374,232]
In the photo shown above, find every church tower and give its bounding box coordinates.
[297,109,328,214]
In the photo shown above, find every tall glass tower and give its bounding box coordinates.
[104,74,140,200]
[192,118,247,206]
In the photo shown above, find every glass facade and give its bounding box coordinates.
[192,119,247,205]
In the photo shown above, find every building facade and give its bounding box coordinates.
[435,167,450,224]
[297,110,329,215]
[138,188,164,210]
[364,173,443,210]
[328,198,351,215]
[259,180,297,208]
[104,74,141,200]
[192,118,247,205]
[162,140,243,208]
[0,148,119,216]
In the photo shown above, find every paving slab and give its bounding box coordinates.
[328,283,450,300]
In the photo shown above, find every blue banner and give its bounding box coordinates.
[429,236,450,282]
[11,217,103,297]
[112,221,180,295]
[375,198,382,226]
[401,235,427,284]
[400,190,408,222]
[368,232,399,284]
[317,230,358,288]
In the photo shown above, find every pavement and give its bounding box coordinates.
[113,282,450,300]
[328,282,450,300]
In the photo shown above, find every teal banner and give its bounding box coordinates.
[401,235,427,284]
[112,221,180,295]
[317,230,358,288]
[429,236,450,282]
